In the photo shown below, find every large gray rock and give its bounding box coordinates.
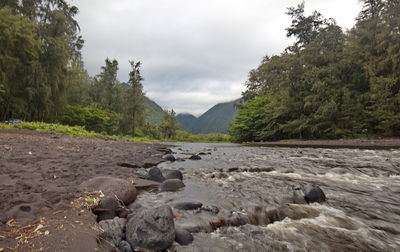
[126,205,175,251]
[175,228,193,245]
[92,197,119,222]
[117,241,132,252]
[164,170,183,181]
[159,179,185,192]
[146,167,165,182]
[80,176,137,205]
[189,155,201,160]
[98,217,127,246]
[302,184,326,204]
[163,154,176,162]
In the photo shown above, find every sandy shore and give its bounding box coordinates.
[0,130,167,251]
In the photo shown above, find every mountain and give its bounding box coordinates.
[176,99,240,134]
[144,97,166,125]
[176,113,197,131]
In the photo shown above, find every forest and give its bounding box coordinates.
[0,0,181,139]
[230,0,400,142]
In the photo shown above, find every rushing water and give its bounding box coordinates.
[135,143,400,251]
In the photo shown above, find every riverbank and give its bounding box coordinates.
[0,129,168,251]
[250,138,400,149]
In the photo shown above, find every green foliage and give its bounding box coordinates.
[0,121,155,142]
[0,1,82,121]
[174,130,232,143]
[121,61,146,135]
[231,0,400,142]
[229,96,272,142]
[60,105,121,135]
[160,110,179,139]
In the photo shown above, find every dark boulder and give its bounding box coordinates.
[164,170,183,181]
[98,217,127,246]
[157,147,172,154]
[163,154,176,162]
[127,202,143,210]
[117,240,132,252]
[117,162,139,168]
[301,184,326,204]
[92,197,120,222]
[175,228,193,245]
[189,155,202,160]
[126,205,175,251]
[248,167,275,173]
[173,202,202,210]
[146,167,166,182]
[80,176,137,205]
[201,205,220,214]
[159,179,185,192]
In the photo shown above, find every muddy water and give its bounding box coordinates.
[136,143,400,251]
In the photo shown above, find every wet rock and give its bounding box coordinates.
[175,228,193,245]
[163,154,176,162]
[228,215,248,227]
[117,162,140,168]
[227,167,240,172]
[92,197,119,222]
[157,147,172,154]
[291,188,307,204]
[301,184,326,203]
[80,176,137,205]
[127,202,143,210]
[201,205,220,214]
[98,217,127,246]
[160,179,185,192]
[142,157,165,168]
[164,170,183,181]
[189,154,202,160]
[117,240,132,252]
[146,167,166,182]
[126,205,175,251]
[198,152,207,155]
[173,202,202,210]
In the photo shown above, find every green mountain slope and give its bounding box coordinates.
[176,99,240,134]
[176,113,197,131]
[144,97,166,125]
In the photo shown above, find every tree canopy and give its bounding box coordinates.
[231,0,400,142]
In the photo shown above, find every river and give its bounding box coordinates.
[135,143,400,251]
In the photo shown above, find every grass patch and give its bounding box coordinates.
[0,122,233,143]
[0,122,155,142]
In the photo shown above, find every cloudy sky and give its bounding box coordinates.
[69,0,362,116]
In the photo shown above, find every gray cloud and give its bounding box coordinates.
[69,0,362,116]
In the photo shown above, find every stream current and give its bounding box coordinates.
[136,143,400,251]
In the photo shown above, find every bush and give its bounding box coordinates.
[60,105,121,135]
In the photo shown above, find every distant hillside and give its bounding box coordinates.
[176,99,240,134]
[176,113,197,131]
[144,97,166,125]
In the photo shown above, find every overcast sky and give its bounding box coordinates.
[69,0,362,116]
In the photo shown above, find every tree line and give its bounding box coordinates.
[230,0,400,142]
[0,0,179,138]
